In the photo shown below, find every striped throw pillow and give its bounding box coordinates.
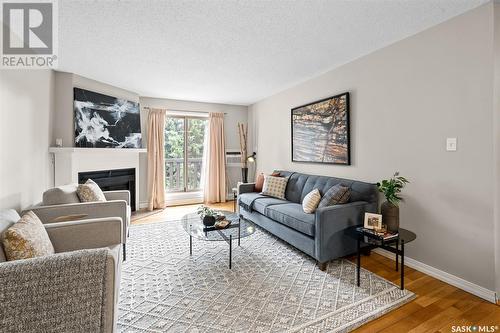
[302,189,321,213]
[318,184,351,208]
[261,175,288,199]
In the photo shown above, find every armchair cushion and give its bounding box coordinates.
[1,211,54,261]
[42,184,80,206]
[77,179,107,202]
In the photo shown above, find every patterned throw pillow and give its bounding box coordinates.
[302,188,321,213]
[1,211,55,261]
[77,179,107,202]
[261,175,288,199]
[317,184,351,208]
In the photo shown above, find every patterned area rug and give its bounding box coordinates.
[117,220,415,332]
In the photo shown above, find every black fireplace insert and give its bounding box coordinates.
[78,168,136,211]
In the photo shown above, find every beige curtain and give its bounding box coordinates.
[204,112,227,203]
[147,108,167,211]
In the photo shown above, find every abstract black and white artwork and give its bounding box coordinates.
[74,88,142,148]
[291,92,350,164]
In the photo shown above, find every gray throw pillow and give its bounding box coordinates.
[317,184,351,208]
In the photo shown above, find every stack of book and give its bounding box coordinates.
[361,227,399,241]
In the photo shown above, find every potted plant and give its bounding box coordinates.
[377,172,409,233]
[196,206,217,226]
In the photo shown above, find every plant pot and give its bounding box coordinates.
[203,215,216,227]
[381,201,399,233]
[241,167,249,183]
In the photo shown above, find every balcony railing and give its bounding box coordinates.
[165,157,203,192]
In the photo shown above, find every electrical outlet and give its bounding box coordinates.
[446,138,457,151]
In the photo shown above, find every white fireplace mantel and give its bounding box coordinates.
[49,147,147,210]
[49,147,147,154]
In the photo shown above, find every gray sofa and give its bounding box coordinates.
[238,171,378,270]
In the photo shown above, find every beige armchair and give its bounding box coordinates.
[0,209,122,332]
[26,186,131,260]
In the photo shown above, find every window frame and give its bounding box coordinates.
[164,115,207,193]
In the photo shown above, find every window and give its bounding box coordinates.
[164,116,207,192]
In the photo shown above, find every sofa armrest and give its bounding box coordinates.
[103,190,130,205]
[26,200,128,227]
[45,217,123,252]
[238,182,256,195]
[314,201,377,260]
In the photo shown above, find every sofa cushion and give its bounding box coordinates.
[253,197,288,215]
[239,192,265,208]
[0,209,21,262]
[276,171,377,204]
[1,211,54,261]
[266,203,315,236]
[43,184,80,205]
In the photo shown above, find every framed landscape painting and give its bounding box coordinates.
[291,92,350,164]
[74,88,142,148]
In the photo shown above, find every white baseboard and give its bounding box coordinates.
[373,248,497,303]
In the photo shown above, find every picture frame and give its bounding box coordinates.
[291,92,350,165]
[364,213,383,230]
[74,87,142,148]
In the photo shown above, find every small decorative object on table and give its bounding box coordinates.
[196,206,217,227]
[363,213,382,230]
[377,172,409,233]
[215,220,231,229]
[350,226,416,290]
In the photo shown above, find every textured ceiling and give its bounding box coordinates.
[58,0,488,105]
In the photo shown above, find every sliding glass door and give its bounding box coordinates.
[164,116,207,192]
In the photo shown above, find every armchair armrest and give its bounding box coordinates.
[314,201,377,261]
[103,190,130,205]
[0,248,115,333]
[45,217,123,253]
[27,200,128,227]
[238,182,256,195]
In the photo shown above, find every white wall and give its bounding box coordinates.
[250,3,496,293]
[51,73,250,207]
[494,2,500,299]
[139,97,248,206]
[0,70,55,210]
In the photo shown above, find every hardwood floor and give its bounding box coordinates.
[132,202,499,332]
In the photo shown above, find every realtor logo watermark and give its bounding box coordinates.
[1,0,58,68]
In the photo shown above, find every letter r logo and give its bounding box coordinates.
[2,2,53,54]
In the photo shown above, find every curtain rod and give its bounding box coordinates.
[142,106,227,115]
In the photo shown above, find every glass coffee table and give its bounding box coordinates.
[181,210,255,269]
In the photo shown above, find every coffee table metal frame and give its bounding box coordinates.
[182,211,255,269]
[188,217,241,269]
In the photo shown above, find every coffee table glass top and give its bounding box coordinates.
[181,210,255,241]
